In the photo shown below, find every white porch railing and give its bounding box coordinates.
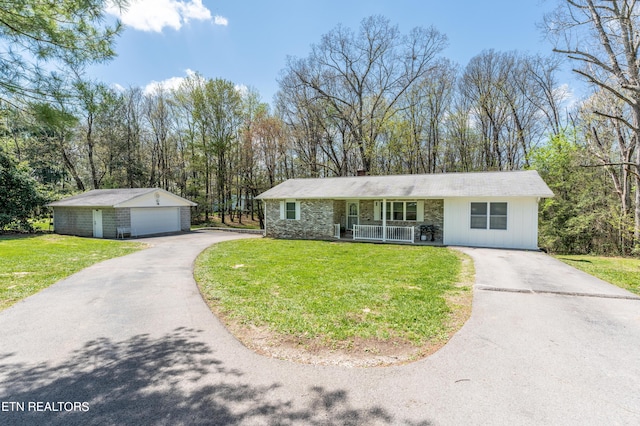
[334,224,341,239]
[386,225,415,243]
[352,224,383,240]
[352,224,414,243]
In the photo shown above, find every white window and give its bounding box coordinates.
[376,201,423,222]
[470,202,507,230]
[470,202,487,229]
[490,202,508,230]
[406,202,418,221]
[280,200,300,220]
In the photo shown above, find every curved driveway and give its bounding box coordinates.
[1,232,639,425]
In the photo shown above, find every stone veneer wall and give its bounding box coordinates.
[265,199,335,240]
[423,199,444,242]
[263,198,444,242]
[358,199,444,242]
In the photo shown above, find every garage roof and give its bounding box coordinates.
[256,170,554,200]
[48,188,197,207]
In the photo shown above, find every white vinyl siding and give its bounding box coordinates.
[444,197,539,250]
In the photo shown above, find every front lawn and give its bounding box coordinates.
[0,234,145,311]
[556,255,640,295]
[195,239,472,362]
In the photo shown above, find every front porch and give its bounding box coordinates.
[334,199,444,244]
[335,224,422,244]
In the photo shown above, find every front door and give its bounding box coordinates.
[346,201,359,230]
[93,209,103,238]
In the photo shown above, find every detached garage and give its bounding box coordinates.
[48,188,197,238]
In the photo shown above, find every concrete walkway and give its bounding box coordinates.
[0,233,639,425]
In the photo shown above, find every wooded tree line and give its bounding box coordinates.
[2,2,640,255]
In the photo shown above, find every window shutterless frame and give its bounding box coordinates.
[385,201,419,222]
[470,202,507,230]
[470,202,488,229]
[489,202,507,230]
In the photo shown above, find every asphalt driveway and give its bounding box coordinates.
[0,233,639,425]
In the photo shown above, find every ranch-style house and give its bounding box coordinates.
[256,170,554,250]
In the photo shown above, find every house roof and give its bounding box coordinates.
[256,170,554,200]
[47,188,197,207]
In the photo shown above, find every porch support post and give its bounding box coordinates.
[382,198,387,242]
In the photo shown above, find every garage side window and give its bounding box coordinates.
[470,202,487,229]
[489,202,507,230]
[470,202,508,230]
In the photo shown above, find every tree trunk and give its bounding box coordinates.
[635,142,640,247]
[60,141,85,191]
[86,114,99,189]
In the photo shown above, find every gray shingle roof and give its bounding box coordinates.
[48,188,162,207]
[256,171,554,200]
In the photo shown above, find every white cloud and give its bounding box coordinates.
[107,0,217,33]
[179,0,213,22]
[214,15,229,26]
[144,69,196,95]
[554,83,582,110]
[234,84,248,96]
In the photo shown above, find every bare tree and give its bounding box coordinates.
[275,76,325,176]
[121,87,146,188]
[396,58,458,173]
[580,89,637,250]
[144,88,175,190]
[444,92,482,172]
[459,50,563,170]
[279,15,447,174]
[255,108,286,187]
[202,79,243,224]
[546,0,640,245]
[460,50,511,169]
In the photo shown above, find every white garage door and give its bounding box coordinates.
[130,207,180,236]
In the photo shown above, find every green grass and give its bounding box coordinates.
[556,255,640,295]
[195,239,471,346]
[29,218,54,232]
[0,234,146,311]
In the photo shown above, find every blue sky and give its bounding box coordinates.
[93,0,569,105]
